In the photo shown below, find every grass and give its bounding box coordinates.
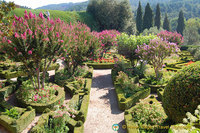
[11,8,99,31]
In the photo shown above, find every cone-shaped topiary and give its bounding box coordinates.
[162,61,200,123]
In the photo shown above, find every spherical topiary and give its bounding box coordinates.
[162,61,200,123]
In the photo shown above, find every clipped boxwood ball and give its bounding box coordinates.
[162,61,200,123]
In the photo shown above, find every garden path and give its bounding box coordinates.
[84,69,126,133]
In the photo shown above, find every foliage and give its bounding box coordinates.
[2,108,20,119]
[176,10,185,35]
[0,10,66,90]
[143,75,166,85]
[116,71,145,98]
[183,105,200,129]
[87,0,135,34]
[16,80,58,103]
[0,81,6,90]
[44,114,69,133]
[63,22,101,75]
[157,30,184,45]
[136,1,143,34]
[117,33,157,66]
[163,13,171,31]
[142,26,164,36]
[55,65,89,87]
[183,18,200,45]
[143,3,153,30]
[154,4,161,30]
[0,1,15,37]
[97,30,120,57]
[162,61,200,123]
[131,100,167,131]
[136,38,180,79]
[187,47,200,61]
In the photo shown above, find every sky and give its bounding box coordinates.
[4,0,88,9]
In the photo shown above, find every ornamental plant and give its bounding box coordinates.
[0,10,66,90]
[136,38,180,80]
[117,33,157,67]
[62,22,101,75]
[157,30,184,45]
[97,30,120,57]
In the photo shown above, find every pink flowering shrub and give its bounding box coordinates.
[97,30,120,56]
[136,38,180,79]
[63,22,101,74]
[157,30,184,45]
[0,10,66,90]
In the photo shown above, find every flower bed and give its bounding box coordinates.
[124,96,168,133]
[16,83,65,113]
[112,69,150,111]
[0,101,35,133]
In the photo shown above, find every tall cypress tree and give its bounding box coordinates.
[177,10,185,35]
[155,3,161,29]
[136,1,143,34]
[143,3,153,30]
[163,13,171,31]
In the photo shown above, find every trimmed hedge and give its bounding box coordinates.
[31,111,84,133]
[31,70,93,133]
[16,86,65,113]
[0,105,35,133]
[0,84,17,99]
[139,79,166,93]
[114,84,150,111]
[0,63,59,79]
[157,88,164,101]
[84,62,114,69]
[162,61,200,123]
[112,68,150,111]
[124,111,139,133]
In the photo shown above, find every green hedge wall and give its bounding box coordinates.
[111,69,150,111]
[124,111,139,133]
[84,63,114,69]
[0,84,17,99]
[0,106,35,133]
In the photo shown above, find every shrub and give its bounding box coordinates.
[117,33,157,66]
[157,30,184,45]
[136,38,180,80]
[116,71,145,98]
[97,30,120,56]
[131,101,167,131]
[63,22,101,75]
[162,61,200,123]
[0,10,66,90]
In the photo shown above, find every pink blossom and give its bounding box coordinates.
[39,12,44,19]
[56,32,60,38]
[28,50,32,55]
[15,32,20,38]
[7,40,12,44]
[29,11,33,18]
[28,29,33,35]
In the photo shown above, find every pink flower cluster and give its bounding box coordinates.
[157,30,184,45]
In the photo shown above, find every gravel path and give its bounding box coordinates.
[84,69,126,133]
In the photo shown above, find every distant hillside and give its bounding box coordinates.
[36,1,88,11]
[11,8,99,31]
[36,0,200,20]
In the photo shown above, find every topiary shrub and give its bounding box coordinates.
[162,61,200,123]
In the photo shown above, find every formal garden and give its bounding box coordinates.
[0,1,200,133]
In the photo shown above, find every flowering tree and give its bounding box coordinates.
[157,30,184,45]
[0,10,66,90]
[62,22,101,75]
[98,30,120,57]
[135,38,180,79]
